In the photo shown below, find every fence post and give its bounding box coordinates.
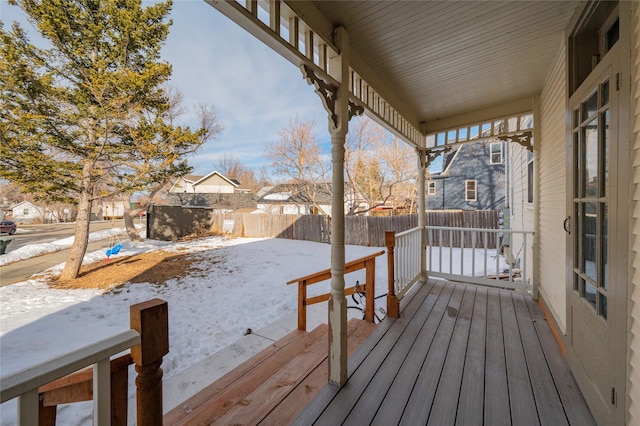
[385,231,400,318]
[298,280,307,331]
[130,299,168,426]
[364,258,375,323]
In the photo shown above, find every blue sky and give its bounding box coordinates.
[0,0,330,176]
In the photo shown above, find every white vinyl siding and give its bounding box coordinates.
[628,3,640,424]
[537,45,568,332]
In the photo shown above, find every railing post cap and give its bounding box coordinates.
[385,230,395,246]
[130,299,169,365]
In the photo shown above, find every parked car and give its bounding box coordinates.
[0,220,17,235]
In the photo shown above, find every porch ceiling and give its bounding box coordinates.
[310,1,579,132]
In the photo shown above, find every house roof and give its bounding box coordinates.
[257,183,332,205]
[192,171,240,187]
[11,200,37,210]
[182,175,204,183]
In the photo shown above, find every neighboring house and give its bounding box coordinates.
[426,140,506,210]
[169,171,241,194]
[11,201,43,223]
[256,183,332,215]
[168,171,258,211]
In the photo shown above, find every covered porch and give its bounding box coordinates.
[295,279,594,425]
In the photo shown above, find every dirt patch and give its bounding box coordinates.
[49,250,201,291]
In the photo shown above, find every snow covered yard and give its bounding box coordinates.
[0,235,385,425]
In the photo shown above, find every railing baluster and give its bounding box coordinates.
[94,358,110,425]
[460,230,464,275]
[471,231,476,276]
[18,389,38,425]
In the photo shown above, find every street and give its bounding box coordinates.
[0,219,140,286]
[2,219,126,252]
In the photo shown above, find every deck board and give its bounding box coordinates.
[345,280,446,424]
[400,284,465,424]
[428,285,476,424]
[513,293,569,426]
[296,279,595,425]
[484,288,510,425]
[455,287,487,426]
[369,281,449,425]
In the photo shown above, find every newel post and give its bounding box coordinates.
[130,299,168,426]
[385,231,400,318]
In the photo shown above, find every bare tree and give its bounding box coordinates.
[345,117,417,215]
[265,117,330,213]
[214,154,263,191]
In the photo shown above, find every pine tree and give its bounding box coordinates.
[0,0,211,279]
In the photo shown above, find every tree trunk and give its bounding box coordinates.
[123,195,144,241]
[59,187,92,281]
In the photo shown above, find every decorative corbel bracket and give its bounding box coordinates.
[420,146,452,169]
[497,130,533,152]
[348,101,365,120]
[300,64,338,128]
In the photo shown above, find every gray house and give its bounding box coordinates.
[426,140,506,210]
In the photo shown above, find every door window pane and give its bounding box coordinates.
[585,281,597,310]
[582,202,597,282]
[583,117,599,198]
[581,92,598,121]
[601,80,609,105]
[602,109,609,197]
[602,205,608,290]
[599,293,608,319]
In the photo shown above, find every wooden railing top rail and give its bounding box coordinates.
[286,250,386,286]
[0,330,141,404]
[287,251,386,331]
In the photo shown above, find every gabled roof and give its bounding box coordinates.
[181,174,204,183]
[257,183,332,205]
[193,171,240,188]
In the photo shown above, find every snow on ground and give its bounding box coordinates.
[0,232,385,425]
[0,228,509,425]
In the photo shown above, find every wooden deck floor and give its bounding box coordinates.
[164,318,377,425]
[295,279,596,426]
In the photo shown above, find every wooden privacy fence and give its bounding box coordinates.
[147,205,498,247]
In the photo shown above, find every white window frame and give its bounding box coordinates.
[465,180,477,201]
[428,182,436,196]
[490,141,503,164]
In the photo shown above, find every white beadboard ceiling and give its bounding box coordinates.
[311,1,579,130]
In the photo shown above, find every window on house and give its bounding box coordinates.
[23,209,29,216]
[490,142,503,164]
[465,180,477,201]
[527,152,534,203]
[428,182,436,196]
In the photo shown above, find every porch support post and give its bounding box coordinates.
[417,147,427,279]
[532,94,541,300]
[327,26,350,387]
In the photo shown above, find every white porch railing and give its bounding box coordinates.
[0,298,168,426]
[391,227,424,299]
[385,226,534,310]
[1,331,140,425]
[425,226,534,291]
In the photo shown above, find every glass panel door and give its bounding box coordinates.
[572,78,610,319]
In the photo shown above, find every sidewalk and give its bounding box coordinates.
[0,239,116,287]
